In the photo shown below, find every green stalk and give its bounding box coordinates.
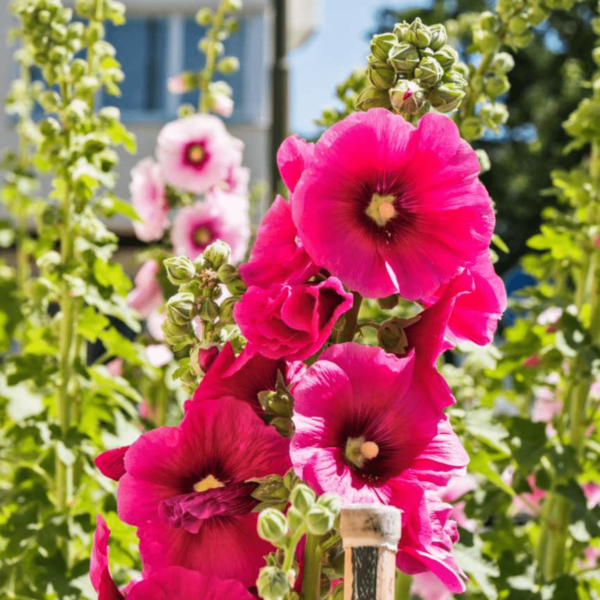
[199,0,230,113]
[337,292,362,344]
[301,534,323,600]
[395,570,412,600]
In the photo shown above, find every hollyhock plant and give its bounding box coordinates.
[276,134,315,193]
[234,278,354,361]
[291,109,494,300]
[157,114,243,195]
[116,398,290,587]
[91,515,255,600]
[240,195,319,288]
[127,260,163,319]
[129,158,169,243]
[171,195,250,263]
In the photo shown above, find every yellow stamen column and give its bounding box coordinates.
[340,505,401,600]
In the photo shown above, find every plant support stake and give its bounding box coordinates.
[340,505,401,600]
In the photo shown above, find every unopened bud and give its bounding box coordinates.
[162,319,193,346]
[316,493,341,518]
[368,60,396,90]
[378,316,410,354]
[388,43,420,75]
[257,567,289,600]
[476,149,491,174]
[290,484,316,515]
[217,263,239,284]
[369,33,396,61]
[217,56,240,74]
[478,11,498,32]
[377,294,399,310]
[508,16,529,35]
[393,22,410,43]
[257,508,288,543]
[389,80,426,115]
[203,240,231,269]
[196,7,213,25]
[199,298,220,323]
[434,45,459,69]
[219,296,238,325]
[414,56,444,88]
[226,278,247,296]
[405,18,431,48]
[429,24,448,51]
[491,51,515,73]
[164,256,196,286]
[485,74,510,97]
[331,584,344,600]
[288,506,305,533]
[460,116,485,141]
[166,292,196,326]
[356,86,392,111]
[306,505,336,536]
[271,417,294,439]
[198,346,219,373]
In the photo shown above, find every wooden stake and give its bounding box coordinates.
[340,505,402,600]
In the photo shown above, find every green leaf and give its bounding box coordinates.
[108,195,141,222]
[77,306,110,343]
[454,543,499,600]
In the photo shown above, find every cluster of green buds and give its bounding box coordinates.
[358,18,468,120]
[256,483,341,600]
[162,241,247,392]
[174,0,242,115]
[257,371,295,438]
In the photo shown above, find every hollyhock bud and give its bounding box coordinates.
[203,240,231,270]
[414,56,444,88]
[356,85,392,111]
[290,484,316,515]
[218,297,237,325]
[368,59,397,90]
[257,567,289,600]
[394,21,410,42]
[217,263,239,284]
[429,24,448,50]
[162,319,193,346]
[196,7,213,24]
[199,298,220,323]
[485,74,510,97]
[405,18,432,48]
[226,277,247,296]
[388,42,420,75]
[461,116,485,140]
[197,346,219,373]
[508,16,528,35]
[378,294,400,310]
[332,584,344,600]
[257,508,289,543]
[305,505,336,536]
[492,51,515,73]
[167,292,196,327]
[270,417,295,438]
[287,506,305,533]
[390,80,426,115]
[370,32,396,61]
[428,83,465,112]
[434,45,459,69]
[164,256,196,286]
[476,149,491,173]
[317,493,341,518]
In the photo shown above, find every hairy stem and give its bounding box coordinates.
[301,534,323,600]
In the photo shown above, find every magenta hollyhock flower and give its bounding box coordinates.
[157,114,242,195]
[234,278,354,361]
[277,135,314,193]
[116,399,290,586]
[127,260,163,319]
[90,515,255,600]
[291,109,494,300]
[130,158,169,243]
[426,252,506,346]
[240,195,319,288]
[96,445,129,481]
[171,197,250,263]
[191,342,304,415]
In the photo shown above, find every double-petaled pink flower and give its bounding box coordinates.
[289,109,494,300]
[130,158,169,243]
[115,399,290,586]
[91,515,255,600]
[157,114,243,195]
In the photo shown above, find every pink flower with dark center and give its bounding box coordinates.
[234,278,354,361]
[291,109,494,300]
[240,195,320,288]
[127,260,163,319]
[116,399,290,586]
[425,252,506,346]
[191,342,304,415]
[171,197,249,263]
[130,158,169,243]
[290,343,468,590]
[90,515,255,600]
[157,114,243,195]
[221,165,250,196]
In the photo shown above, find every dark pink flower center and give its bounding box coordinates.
[194,226,214,247]
[184,141,210,170]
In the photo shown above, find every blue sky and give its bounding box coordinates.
[289,0,417,136]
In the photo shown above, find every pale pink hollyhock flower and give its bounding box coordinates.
[291,109,494,300]
[171,197,250,262]
[221,164,250,196]
[145,344,173,368]
[503,470,546,516]
[240,195,320,288]
[214,92,234,117]
[130,158,169,243]
[291,343,468,592]
[106,358,123,377]
[191,342,303,413]
[411,571,454,600]
[157,114,243,195]
[234,278,354,361]
[532,386,562,423]
[90,515,255,600]
[147,310,166,341]
[538,306,563,327]
[590,376,600,399]
[168,75,187,94]
[425,252,506,346]
[116,399,290,586]
[583,481,600,508]
[442,474,477,532]
[127,260,163,319]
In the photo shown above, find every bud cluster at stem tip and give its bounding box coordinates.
[358,18,468,119]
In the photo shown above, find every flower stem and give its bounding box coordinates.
[395,570,412,600]
[199,0,229,113]
[301,534,323,600]
[337,292,362,344]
